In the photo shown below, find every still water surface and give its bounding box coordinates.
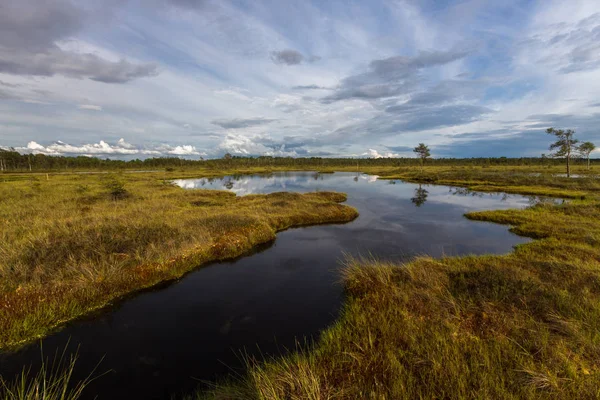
[1,172,539,399]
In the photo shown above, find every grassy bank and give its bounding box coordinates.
[197,170,600,399]
[0,172,357,350]
[369,165,599,199]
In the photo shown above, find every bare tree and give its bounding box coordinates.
[578,141,596,170]
[413,143,431,172]
[546,128,578,177]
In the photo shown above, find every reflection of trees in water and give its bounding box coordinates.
[449,187,485,198]
[411,184,429,207]
[448,187,567,207]
[528,196,566,207]
[220,175,241,189]
[528,196,542,207]
[449,187,509,201]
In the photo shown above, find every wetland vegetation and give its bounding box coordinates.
[0,172,357,350]
[2,160,600,399]
[196,165,600,400]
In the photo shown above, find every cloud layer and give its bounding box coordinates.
[270,50,304,65]
[21,139,205,157]
[211,117,278,129]
[0,0,158,83]
[323,49,471,103]
[1,0,600,159]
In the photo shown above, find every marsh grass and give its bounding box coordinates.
[0,344,101,400]
[369,165,600,199]
[6,166,600,399]
[0,173,357,349]
[196,168,600,400]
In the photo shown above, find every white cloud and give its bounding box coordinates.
[78,104,102,111]
[25,140,141,155]
[166,145,204,156]
[25,141,47,152]
[218,134,297,156]
[362,149,399,158]
[219,134,272,155]
[20,139,205,157]
[117,138,136,149]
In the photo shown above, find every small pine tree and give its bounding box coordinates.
[413,143,431,172]
[546,128,578,177]
[578,141,596,170]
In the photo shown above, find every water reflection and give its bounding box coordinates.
[447,186,563,207]
[172,173,549,211]
[411,184,429,207]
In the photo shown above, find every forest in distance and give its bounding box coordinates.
[0,150,598,172]
[1,129,595,173]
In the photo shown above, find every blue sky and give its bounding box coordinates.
[1,0,600,158]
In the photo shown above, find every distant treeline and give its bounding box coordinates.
[0,148,596,172]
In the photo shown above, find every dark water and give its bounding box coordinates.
[0,172,538,399]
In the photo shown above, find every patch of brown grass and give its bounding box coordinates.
[0,174,357,349]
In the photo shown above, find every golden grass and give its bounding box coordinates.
[0,173,357,349]
[196,167,600,400]
[365,165,599,198]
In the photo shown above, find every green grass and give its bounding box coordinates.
[195,168,600,400]
[0,173,357,350]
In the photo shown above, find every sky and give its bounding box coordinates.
[1,0,600,159]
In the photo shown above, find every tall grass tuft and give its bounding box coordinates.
[0,345,100,400]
